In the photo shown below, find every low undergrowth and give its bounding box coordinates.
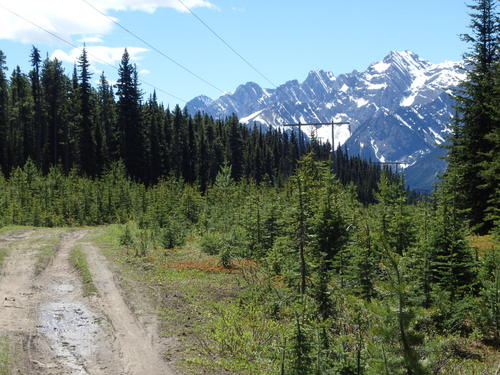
[89,223,500,375]
[90,224,250,374]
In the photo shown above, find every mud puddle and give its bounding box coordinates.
[39,301,100,374]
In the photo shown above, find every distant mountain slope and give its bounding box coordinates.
[186,51,466,190]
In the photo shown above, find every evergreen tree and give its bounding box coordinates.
[116,49,145,180]
[9,66,34,168]
[375,172,415,256]
[0,51,9,175]
[144,92,165,182]
[78,48,97,176]
[227,114,244,180]
[429,172,477,301]
[64,65,81,173]
[447,0,499,233]
[348,215,378,300]
[40,57,68,171]
[480,41,500,226]
[183,112,197,183]
[171,104,185,178]
[290,315,312,375]
[0,45,402,204]
[198,125,209,191]
[97,72,118,165]
[477,226,499,341]
[29,46,44,166]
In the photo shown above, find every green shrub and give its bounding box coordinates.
[220,246,233,269]
[201,231,226,255]
[160,218,186,249]
[119,222,135,254]
[200,231,236,268]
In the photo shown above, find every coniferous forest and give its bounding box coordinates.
[0,44,395,203]
[0,0,498,374]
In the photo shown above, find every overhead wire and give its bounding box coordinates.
[79,0,225,94]
[176,0,278,88]
[0,3,187,103]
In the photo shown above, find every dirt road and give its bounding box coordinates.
[0,228,174,375]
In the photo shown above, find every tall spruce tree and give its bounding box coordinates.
[0,51,10,175]
[447,0,499,233]
[97,72,118,165]
[29,46,44,166]
[227,114,244,180]
[41,58,68,171]
[144,92,165,182]
[116,49,144,180]
[429,173,477,301]
[9,66,34,168]
[373,179,427,375]
[78,48,96,176]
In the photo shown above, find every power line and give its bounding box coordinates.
[0,3,186,103]
[176,0,278,88]
[79,0,225,94]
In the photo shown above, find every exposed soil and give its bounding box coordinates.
[0,228,175,375]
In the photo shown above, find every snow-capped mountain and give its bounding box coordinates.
[186,51,466,190]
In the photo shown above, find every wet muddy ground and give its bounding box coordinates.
[0,229,173,375]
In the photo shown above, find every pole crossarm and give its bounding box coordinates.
[281,121,350,127]
[281,121,351,154]
[375,161,406,174]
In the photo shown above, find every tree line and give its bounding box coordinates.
[0,47,399,202]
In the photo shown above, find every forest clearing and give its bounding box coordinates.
[0,0,498,374]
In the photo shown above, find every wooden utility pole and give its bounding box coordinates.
[281,120,350,294]
[282,120,351,159]
[374,161,405,174]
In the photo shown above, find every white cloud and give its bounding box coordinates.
[139,69,150,75]
[98,0,216,14]
[51,46,148,67]
[0,0,216,44]
[78,36,104,44]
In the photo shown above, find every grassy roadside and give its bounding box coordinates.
[0,337,10,375]
[71,245,98,297]
[88,225,266,375]
[0,245,7,270]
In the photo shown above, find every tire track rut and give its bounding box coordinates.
[0,229,174,375]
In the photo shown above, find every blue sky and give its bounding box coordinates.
[0,0,470,107]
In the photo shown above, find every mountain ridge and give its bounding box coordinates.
[186,51,466,190]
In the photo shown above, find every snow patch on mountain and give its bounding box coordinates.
[371,61,391,73]
[186,50,466,190]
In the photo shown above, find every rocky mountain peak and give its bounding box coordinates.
[185,51,466,190]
